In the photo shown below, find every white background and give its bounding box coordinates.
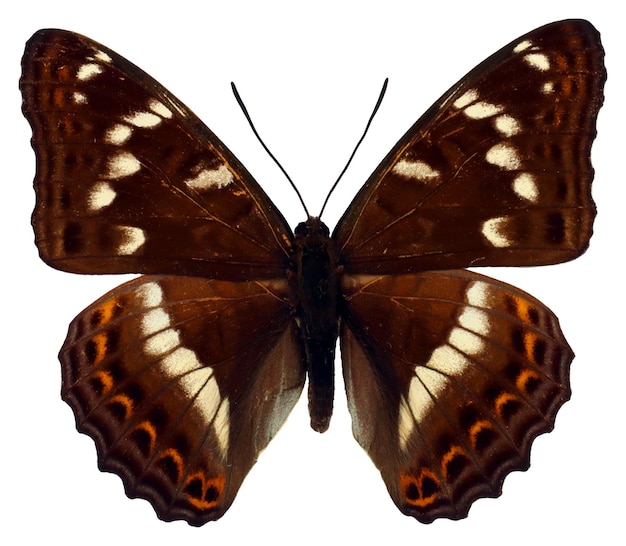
[2,1,621,544]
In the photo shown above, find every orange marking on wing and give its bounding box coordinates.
[524,331,539,362]
[184,473,225,511]
[91,369,113,395]
[135,420,157,452]
[441,445,467,478]
[90,332,109,365]
[107,393,134,420]
[494,392,518,418]
[400,469,440,508]
[96,298,121,325]
[158,448,185,482]
[512,295,536,324]
[516,368,540,393]
[469,419,493,449]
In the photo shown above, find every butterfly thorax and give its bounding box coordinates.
[291,217,341,433]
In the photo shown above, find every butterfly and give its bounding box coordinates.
[20,20,605,525]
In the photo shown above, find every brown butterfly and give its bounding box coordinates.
[20,19,605,525]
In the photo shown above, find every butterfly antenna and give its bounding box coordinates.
[231,82,310,217]
[318,78,388,218]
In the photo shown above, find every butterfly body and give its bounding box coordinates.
[291,217,340,433]
[21,20,605,525]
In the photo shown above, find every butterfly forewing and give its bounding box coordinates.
[341,270,572,521]
[334,20,605,275]
[21,30,292,280]
[60,275,304,524]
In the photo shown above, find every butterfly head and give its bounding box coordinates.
[293,217,330,243]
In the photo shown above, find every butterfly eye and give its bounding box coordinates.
[294,222,309,237]
[293,220,330,239]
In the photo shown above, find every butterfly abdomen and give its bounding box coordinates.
[291,218,341,433]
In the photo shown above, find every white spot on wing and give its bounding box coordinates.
[145,328,180,356]
[449,327,486,355]
[180,368,214,399]
[94,50,112,63]
[458,307,490,336]
[213,399,230,457]
[137,282,163,307]
[426,344,471,376]
[105,124,133,146]
[464,101,503,119]
[542,82,555,94]
[187,373,221,426]
[482,216,512,247]
[405,372,440,426]
[77,63,103,81]
[73,92,87,104]
[141,308,171,335]
[392,159,440,181]
[398,396,414,449]
[161,347,202,376]
[494,115,520,137]
[107,151,141,178]
[513,39,533,53]
[149,99,173,119]
[124,110,162,128]
[466,281,490,307]
[418,367,446,404]
[88,182,116,210]
[117,225,145,254]
[524,52,550,71]
[185,165,234,190]
[486,143,521,170]
[398,378,433,447]
[453,89,479,109]
[513,173,539,202]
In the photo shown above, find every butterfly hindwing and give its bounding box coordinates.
[334,20,604,275]
[341,270,572,522]
[21,29,292,280]
[60,274,303,524]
